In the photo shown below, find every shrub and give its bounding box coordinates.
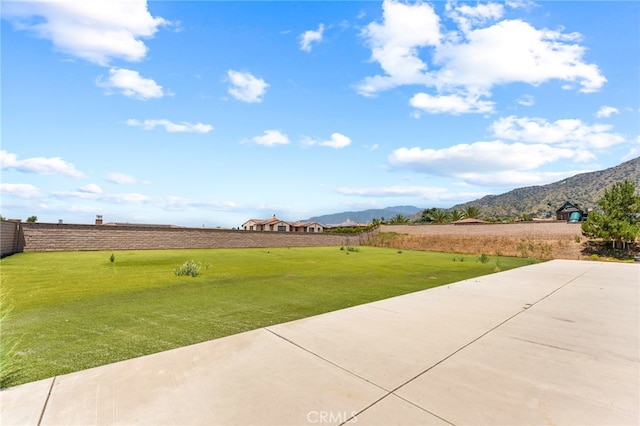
[109,253,115,263]
[174,260,202,277]
[478,253,490,263]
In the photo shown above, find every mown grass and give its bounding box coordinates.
[0,247,531,387]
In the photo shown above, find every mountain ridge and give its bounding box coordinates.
[303,157,639,224]
[304,206,422,226]
[450,156,640,218]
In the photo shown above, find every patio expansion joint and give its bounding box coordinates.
[350,264,598,425]
[391,267,594,405]
[264,327,452,425]
[263,327,389,391]
[36,376,56,426]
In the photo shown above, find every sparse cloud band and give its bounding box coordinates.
[127,119,213,133]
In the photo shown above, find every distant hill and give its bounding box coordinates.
[451,157,640,218]
[304,205,422,226]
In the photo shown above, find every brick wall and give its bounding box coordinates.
[18,223,367,252]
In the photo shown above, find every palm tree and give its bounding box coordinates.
[449,209,464,222]
[389,213,409,224]
[463,206,481,219]
[430,209,450,224]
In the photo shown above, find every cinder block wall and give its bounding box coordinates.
[18,223,366,252]
[1,221,21,257]
[379,222,583,239]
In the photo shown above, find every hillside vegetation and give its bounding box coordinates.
[451,157,640,218]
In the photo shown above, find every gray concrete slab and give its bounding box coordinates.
[0,378,53,426]
[395,261,640,425]
[1,260,638,425]
[345,394,449,425]
[267,260,597,391]
[38,329,386,425]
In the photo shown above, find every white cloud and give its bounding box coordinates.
[356,0,441,96]
[0,150,84,178]
[595,106,619,118]
[410,92,495,114]
[97,68,164,100]
[446,1,504,34]
[454,169,593,186]
[127,119,213,133]
[52,190,151,203]
[106,193,151,203]
[252,130,290,147]
[305,133,352,149]
[491,116,625,149]
[78,184,103,194]
[2,0,169,66]
[106,172,149,185]
[161,196,237,212]
[357,1,606,110]
[433,20,605,93]
[227,70,269,103]
[517,94,535,106]
[300,24,325,52]
[0,183,41,199]
[336,184,488,203]
[388,141,595,186]
[337,185,445,198]
[390,142,582,173]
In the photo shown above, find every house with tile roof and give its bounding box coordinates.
[242,215,324,233]
[290,221,324,233]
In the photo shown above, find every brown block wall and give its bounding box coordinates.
[18,223,365,252]
[1,221,24,257]
[380,221,583,239]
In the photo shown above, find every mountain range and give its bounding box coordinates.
[305,206,422,226]
[304,157,639,224]
[450,156,640,218]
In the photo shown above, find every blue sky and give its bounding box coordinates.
[1,0,638,228]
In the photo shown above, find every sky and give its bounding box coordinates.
[1,0,639,228]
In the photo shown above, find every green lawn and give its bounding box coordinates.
[0,247,532,387]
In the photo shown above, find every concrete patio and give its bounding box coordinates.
[1,259,638,425]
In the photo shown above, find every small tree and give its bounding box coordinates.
[26,216,37,223]
[581,180,640,250]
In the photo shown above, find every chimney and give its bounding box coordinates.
[95,215,103,225]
